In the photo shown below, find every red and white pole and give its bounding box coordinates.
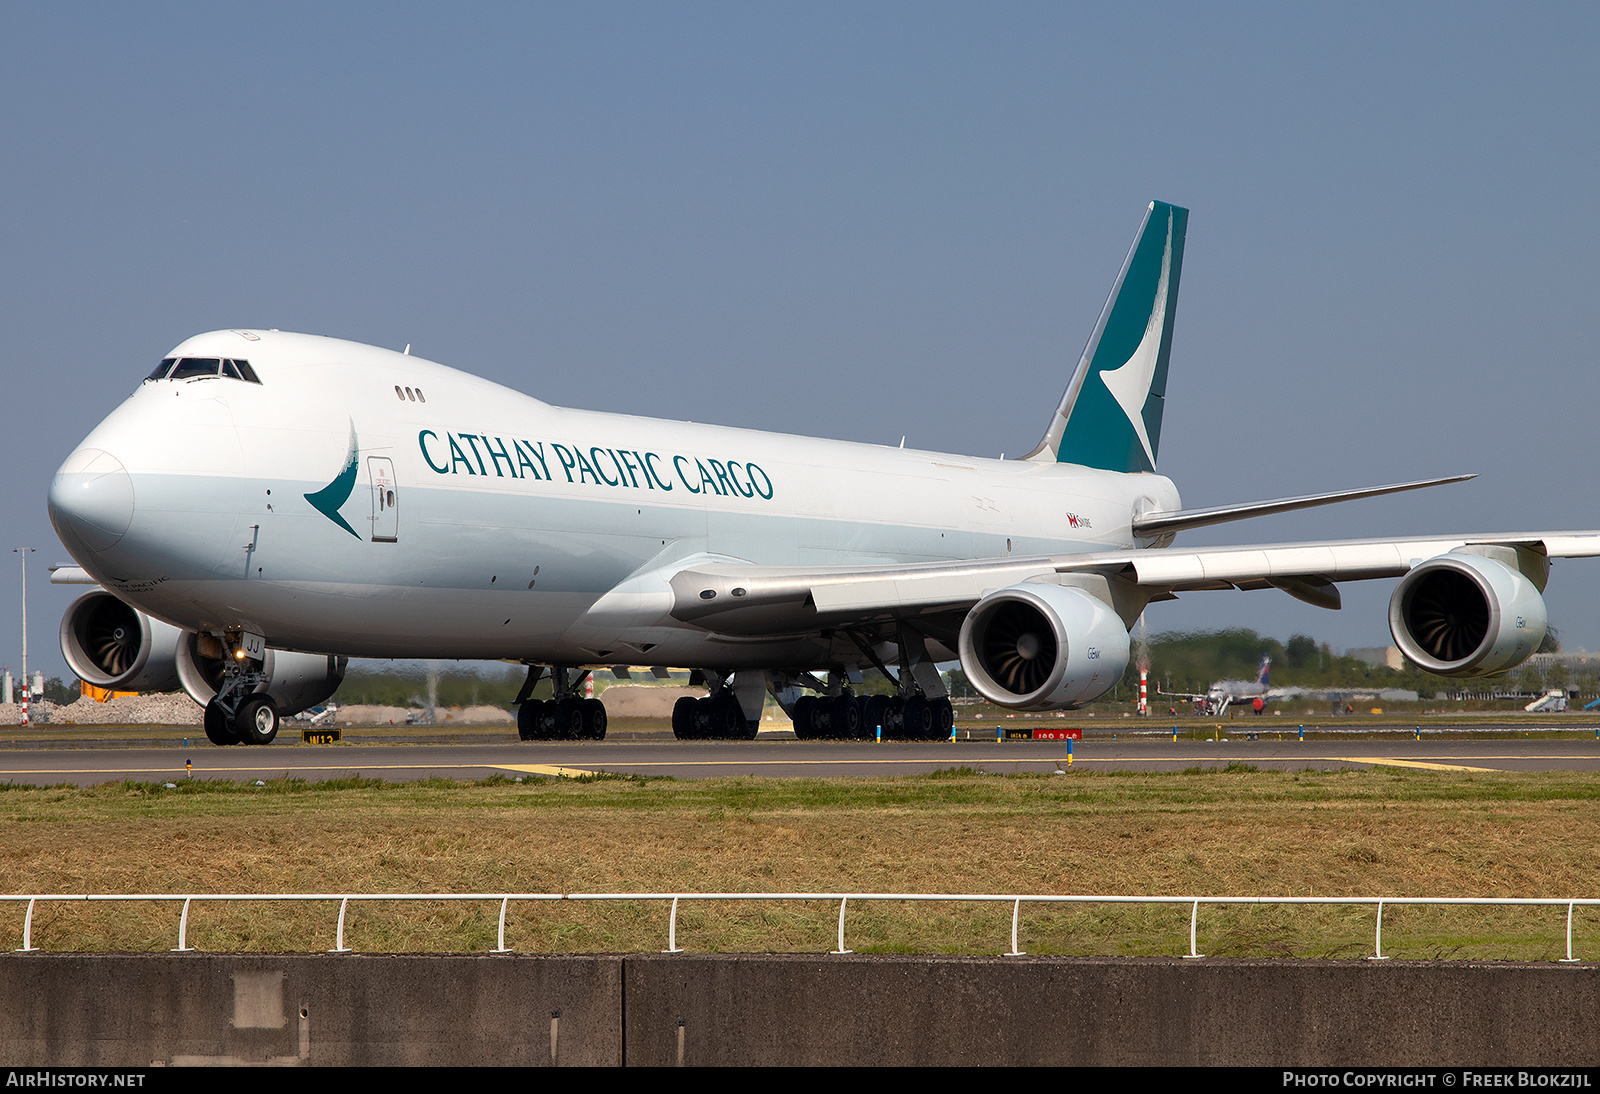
[1138,669,1148,716]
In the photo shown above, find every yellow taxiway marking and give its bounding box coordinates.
[1341,756,1500,773]
[0,764,535,777]
[495,763,600,779]
[0,753,1579,780]
[523,755,1470,770]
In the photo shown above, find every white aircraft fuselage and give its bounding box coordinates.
[52,329,1179,669]
[49,201,1597,746]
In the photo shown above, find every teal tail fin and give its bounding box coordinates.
[1024,200,1188,473]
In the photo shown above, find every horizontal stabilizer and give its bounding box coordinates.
[1131,475,1476,539]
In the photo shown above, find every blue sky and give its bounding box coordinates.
[3,3,1597,679]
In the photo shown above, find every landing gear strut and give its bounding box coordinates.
[515,666,607,741]
[202,648,279,746]
[672,671,760,740]
[790,625,956,740]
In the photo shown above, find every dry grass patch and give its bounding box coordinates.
[3,767,1600,956]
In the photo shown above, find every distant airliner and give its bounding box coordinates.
[48,201,1600,746]
[1163,656,1273,715]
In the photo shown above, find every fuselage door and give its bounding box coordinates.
[368,456,398,542]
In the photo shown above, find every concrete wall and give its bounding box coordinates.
[0,955,622,1067]
[1,953,1595,1066]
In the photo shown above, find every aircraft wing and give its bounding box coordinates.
[667,531,1600,635]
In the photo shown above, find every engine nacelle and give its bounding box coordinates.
[957,581,1132,709]
[175,633,347,717]
[60,592,346,715]
[1389,551,1548,677]
[60,590,184,692]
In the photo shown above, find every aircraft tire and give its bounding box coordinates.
[791,696,816,740]
[862,695,891,739]
[554,698,585,740]
[830,695,861,740]
[880,698,906,740]
[903,697,935,740]
[582,698,607,740]
[235,696,279,746]
[673,695,700,740]
[517,700,542,741]
[203,700,239,746]
[709,694,745,739]
[934,698,954,737]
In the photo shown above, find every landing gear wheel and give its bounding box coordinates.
[235,696,279,746]
[203,700,238,746]
[673,695,701,740]
[582,698,608,740]
[705,694,743,739]
[902,697,935,740]
[934,698,955,737]
[517,700,544,741]
[790,696,817,740]
[829,695,861,740]
[723,695,757,740]
[862,695,891,739]
[554,698,585,740]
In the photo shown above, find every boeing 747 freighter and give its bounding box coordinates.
[47,202,1600,745]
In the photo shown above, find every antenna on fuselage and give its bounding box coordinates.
[403,344,411,355]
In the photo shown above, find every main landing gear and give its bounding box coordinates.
[671,693,759,740]
[671,670,762,740]
[791,693,954,740]
[516,666,608,741]
[791,625,956,740]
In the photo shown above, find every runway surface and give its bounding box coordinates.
[5,729,1600,784]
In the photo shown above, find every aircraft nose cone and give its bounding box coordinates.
[49,448,135,555]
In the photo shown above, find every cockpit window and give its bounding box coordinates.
[148,357,262,384]
[169,357,221,380]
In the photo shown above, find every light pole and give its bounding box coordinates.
[13,548,31,726]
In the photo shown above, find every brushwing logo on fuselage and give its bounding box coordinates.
[304,421,361,538]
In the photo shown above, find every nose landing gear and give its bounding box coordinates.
[202,681,279,746]
[199,632,280,746]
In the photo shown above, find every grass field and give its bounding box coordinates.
[3,765,1599,958]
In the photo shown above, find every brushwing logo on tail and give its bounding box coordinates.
[1053,201,1187,474]
[304,421,361,538]
[1096,211,1174,470]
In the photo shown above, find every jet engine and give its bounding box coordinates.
[957,581,1132,709]
[1388,551,1548,677]
[175,633,347,717]
[60,590,184,692]
[61,591,345,716]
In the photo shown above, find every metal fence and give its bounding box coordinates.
[5,892,1598,960]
